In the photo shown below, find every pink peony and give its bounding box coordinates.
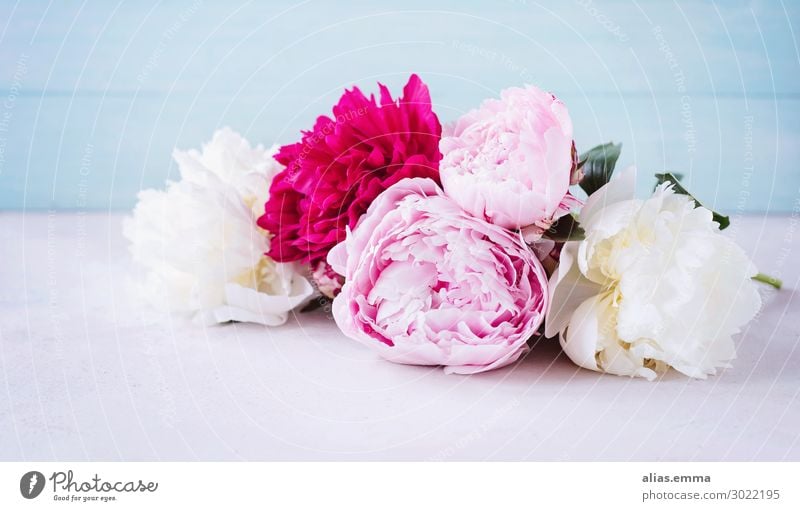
[440,85,577,235]
[328,178,549,374]
[258,75,442,286]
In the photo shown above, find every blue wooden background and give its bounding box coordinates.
[0,0,798,212]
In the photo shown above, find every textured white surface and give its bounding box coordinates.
[1,212,798,461]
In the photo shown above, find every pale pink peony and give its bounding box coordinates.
[328,178,549,374]
[440,85,576,234]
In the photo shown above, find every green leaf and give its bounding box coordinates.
[752,273,782,290]
[578,142,622,196]
[541,214,585,242]
[654,173,731,230]
[300,297,330,313]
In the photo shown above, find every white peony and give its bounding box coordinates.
[545,167,761,380]
[171,127,276,219]
[123,128,313,326]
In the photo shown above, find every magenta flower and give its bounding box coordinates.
[258,74,442,291]
[328,178,549,374]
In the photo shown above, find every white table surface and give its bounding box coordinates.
[1,212,798,461]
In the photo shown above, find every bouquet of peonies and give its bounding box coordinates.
[126,74,779,380]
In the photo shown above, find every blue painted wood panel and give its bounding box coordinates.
[0,0,798,212]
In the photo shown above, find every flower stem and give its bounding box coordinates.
[753,272,782,290]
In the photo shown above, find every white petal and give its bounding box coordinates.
[545,242,602,338]
[559,295,605,372]
[579,164,637,225]
[200,277,313,326]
